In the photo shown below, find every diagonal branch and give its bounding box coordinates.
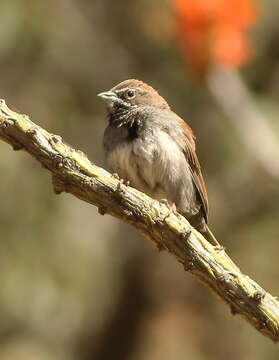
[0,99,278,343]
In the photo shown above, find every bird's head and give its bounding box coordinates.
[98,79,170,114]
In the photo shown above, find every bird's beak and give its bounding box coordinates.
[97,91,118,103]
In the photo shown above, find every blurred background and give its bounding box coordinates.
[0,0,279,359]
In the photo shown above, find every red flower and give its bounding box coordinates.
[174,0,258,75]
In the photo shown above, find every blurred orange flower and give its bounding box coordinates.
[174,0,258,75]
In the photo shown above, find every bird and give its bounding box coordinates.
[98,79,219,246]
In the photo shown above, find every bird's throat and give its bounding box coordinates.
[108,106,143,140]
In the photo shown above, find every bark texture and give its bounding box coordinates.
[0,99,278,343]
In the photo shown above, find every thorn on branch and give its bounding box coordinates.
[257,319,268,330]
[2,119,13,128]
[12,142,24,151]
[214,245,226,252]
[116,178,125,194]
[252,290,266,303]
[217,272,238,293]
[98,205,107,215]
[122,208,133,217]
[51,135,62,144]
[52,175,65,194]
[27,128,37,136]
[52,154,77,170]
[111,173,120,180]
[157,230,166,252]
[183,250,195,271]
[82,178,93,188]
[181,229,192,241]
[184,260,194,272]
[0,99,11,118]
[22,114,30,121]
[62,157,76,169]
[0,117,23,150]
[1,97,279,343]
[230,304,238,315]
[156,242,165,251]
[53,155,64,169]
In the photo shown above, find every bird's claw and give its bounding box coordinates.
[160,199,178,214]
[214,244,225,252]
[160,199,179,221]
[112,173,130,186]
[112,173,120,180]
[113,173,130,193]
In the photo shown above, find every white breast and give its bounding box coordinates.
[106,130,197,214]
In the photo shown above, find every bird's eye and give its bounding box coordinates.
[126,89,136,99]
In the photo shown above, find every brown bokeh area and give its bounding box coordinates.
[0,0,279,359]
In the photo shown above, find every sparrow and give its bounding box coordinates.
[98,79,219,246]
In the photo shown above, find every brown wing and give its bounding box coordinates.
[178,118,209,223]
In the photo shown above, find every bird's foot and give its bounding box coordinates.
[160,199,179,221]
[160,199,178,214]
[112,173,130,186]
[112,172,120,180]
[214,244,225,252]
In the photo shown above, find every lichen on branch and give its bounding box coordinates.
[0,99,278,343]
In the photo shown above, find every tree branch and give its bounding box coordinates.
[0,99,278,343]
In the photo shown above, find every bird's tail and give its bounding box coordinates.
[203,225,221,247]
